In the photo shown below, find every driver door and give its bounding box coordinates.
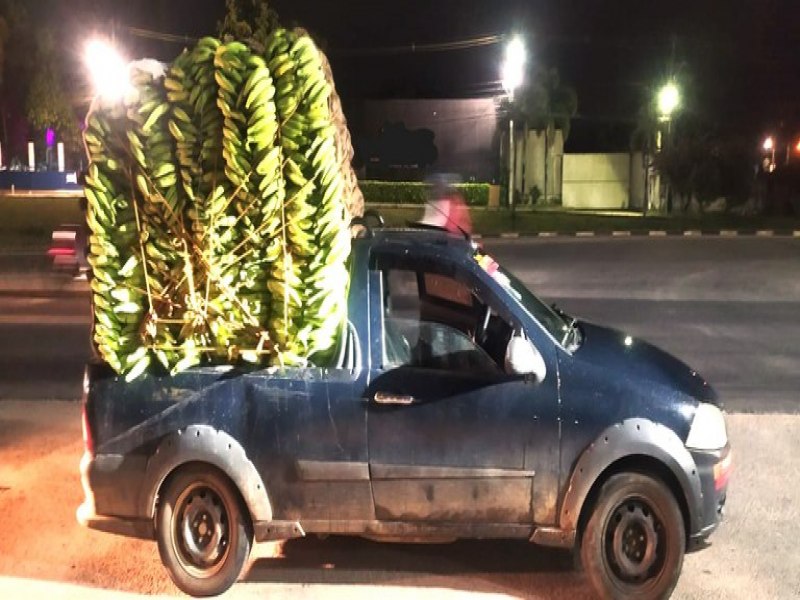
[366,256,559,525]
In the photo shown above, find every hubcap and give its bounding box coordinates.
[173,483,230,578]
[605,498,662,582]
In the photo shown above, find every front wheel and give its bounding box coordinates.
[156,464,253,597]
[580,472,685,600]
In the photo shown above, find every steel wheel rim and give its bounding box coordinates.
[172,482,231,578]
[603,495,665,584]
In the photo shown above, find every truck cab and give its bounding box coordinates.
[79,226,731,599]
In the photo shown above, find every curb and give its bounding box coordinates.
[474,229,800,239]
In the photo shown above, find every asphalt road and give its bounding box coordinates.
[0,295,90,400]
[1,236,799,411]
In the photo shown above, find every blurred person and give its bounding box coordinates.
[420,174,472,235]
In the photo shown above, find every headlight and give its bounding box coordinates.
[685,402,728,450]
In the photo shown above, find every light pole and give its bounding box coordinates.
[656,81,680,212]
[762,136,775,172]
[84,39,131,101]
[502,36,526,215]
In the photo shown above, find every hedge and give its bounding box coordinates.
[359,180,490,207]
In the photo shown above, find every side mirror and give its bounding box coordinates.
[505,333,547,382]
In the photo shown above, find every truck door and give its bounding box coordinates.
[366,253,560,525]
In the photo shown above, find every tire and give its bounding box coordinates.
[580,472,685,600]
[156,464,253,597]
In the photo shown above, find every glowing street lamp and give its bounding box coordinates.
[761,135,775,173]
[657,82,680,120]
[762,136,776,172]
[84,39,131,101]
[501,36,526,211]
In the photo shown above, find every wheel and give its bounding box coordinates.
[580,472,685,600]
[156,464,253,597]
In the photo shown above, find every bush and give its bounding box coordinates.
[359,180,490,207]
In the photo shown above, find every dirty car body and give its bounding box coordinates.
[78,227,731,596]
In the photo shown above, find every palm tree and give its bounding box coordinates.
[517,67,577,202]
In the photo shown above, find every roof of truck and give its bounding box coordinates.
[358,226,477,256]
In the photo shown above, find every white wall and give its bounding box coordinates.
[514,129,563,201]
[562,153,633,209]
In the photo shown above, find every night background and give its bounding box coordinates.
[2,0,798,153]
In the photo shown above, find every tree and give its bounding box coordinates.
[218,0,280,49]
[515,66,577,202]
[25,27,80,155]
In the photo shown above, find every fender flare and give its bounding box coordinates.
[559,418,702,534]
[139,425,272,523]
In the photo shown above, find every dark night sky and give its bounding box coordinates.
[38,0,800,149]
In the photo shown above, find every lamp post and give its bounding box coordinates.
[501,36,526,215]
[762,136,775,172]
[656,81,680,212]
[84,39,131,101]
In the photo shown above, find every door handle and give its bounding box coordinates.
[373,392,415,405]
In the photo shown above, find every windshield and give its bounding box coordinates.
[474,251,576,347]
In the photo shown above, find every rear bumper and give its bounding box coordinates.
[688,444,731,549]
[77,450,154,540]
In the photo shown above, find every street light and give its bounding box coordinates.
[763,136,776,172]
[501,36,526,212]
[85,39,131,101]
[654,81,680,214]
[657,82,680,121]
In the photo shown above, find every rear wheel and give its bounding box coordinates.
[156,464,253,597]
[580,472,685,600]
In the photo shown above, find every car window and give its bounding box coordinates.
[384,317,500,374]
[380,265,513,372]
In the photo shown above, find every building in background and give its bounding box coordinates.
[358,98,646,210]
[358,98,499,182]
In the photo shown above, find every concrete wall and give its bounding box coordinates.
[562,153,636,209]
[513,129,564,201]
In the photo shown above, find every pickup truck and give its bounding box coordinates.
[78,225,731,599]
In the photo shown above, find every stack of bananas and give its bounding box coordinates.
[83,29,355,379]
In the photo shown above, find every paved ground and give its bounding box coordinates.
[1,400,798,599]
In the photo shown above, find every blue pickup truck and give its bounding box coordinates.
[78,225,731,599]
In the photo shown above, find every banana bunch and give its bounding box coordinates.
[127,66,195,374]
[269,30,349,361]
[213,41,276,361]
[234,46,286,362]
[166,38,243,359]
[83,101,151,381]
[83,29,353,378]
[262,28,305,364]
